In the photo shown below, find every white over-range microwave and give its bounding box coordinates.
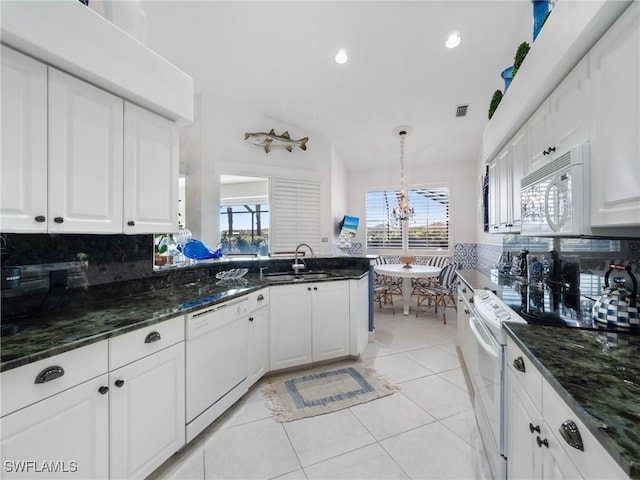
[520,143,590,236]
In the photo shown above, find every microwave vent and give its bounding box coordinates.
[521,150,572,188]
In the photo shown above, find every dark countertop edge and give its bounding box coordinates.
[0,269,369,373]
[456,269,500,293]
[503,323,639,479]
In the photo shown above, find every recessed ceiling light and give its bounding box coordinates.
[445,32,461,49]
[335,49,348,64]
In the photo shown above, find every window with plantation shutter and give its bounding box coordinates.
[270,178,321,254]
[366,186,450,251]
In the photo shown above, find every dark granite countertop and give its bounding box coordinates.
[0,268,367,373]
[504,323,640,479]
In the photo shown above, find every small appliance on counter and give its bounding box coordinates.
[592,264,640,331]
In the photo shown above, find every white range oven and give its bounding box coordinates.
[462,290,525,480]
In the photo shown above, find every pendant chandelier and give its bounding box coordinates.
[391,126,415,225]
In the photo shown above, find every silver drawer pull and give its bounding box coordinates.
[145,331,161,343]
[559,420,584,451]
[513,356,526,373]
[35,366,65,384]
[257,294,265,301]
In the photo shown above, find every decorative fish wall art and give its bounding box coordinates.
[244,129,309,153]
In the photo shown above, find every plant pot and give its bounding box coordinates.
[501,66,514,93]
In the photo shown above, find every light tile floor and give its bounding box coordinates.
[148,308,493,480]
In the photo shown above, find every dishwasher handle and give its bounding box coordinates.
[469,316,500,359]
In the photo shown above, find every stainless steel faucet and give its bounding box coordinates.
[292,243,315,272]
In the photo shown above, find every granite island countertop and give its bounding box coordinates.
[504,323,640,479]
[1,268,367,373]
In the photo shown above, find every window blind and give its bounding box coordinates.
[366,187,450,251]
[270,178,321,253]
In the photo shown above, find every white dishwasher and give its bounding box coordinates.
[185,296,249,442]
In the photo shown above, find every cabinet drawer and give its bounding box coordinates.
[109,316,184,370]
[506,339,542,407]
[458,284,474,305]
[248,288,269,311]
[1,340,108,417]
[542,381,626,479]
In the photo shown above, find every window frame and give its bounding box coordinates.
[365,183,451,255]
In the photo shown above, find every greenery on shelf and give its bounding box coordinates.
[488,90,503,120]
[513,42,531,77]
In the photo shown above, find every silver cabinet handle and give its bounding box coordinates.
[145,331,161,343]
[35,366,65,384]
[257,294,264,301]
[513,356,526,373]
[559,421,584,451]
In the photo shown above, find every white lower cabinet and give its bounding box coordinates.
[0,375,110,479]
[109,342,185,480]
[311,281,350,362]
[0,317,186,480]
[270,280,350,370]
[248,288,270,387]
[506,337,627,480]
[0,341,110,479]
[108,317,185,480]
[507,368,581,480]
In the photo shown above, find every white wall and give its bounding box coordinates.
[181,93,337,253]
[330,144,349,243]
[346,158,479,255]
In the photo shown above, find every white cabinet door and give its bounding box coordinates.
[510,128,526,231]
[48,68,124,233]
[489,126,525,234]
[269,284,313,370]
[0,46,48,233]
[488,159,500,232]
[0,375,109,480]
[589,2,640,227]
[507,368,544,480]
[248,305,270,387]
[496,147,511,230]
[548,58,589,156]
[123,102,179,234]
[109,342,185,480]
[312,281,350,362]
[526,102,551,174]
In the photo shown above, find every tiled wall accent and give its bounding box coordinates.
[453,243,477,270]
[476,243,503,271]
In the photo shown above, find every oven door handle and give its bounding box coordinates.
[469,316,500,359]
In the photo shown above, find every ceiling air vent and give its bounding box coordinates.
[456,105,468,117]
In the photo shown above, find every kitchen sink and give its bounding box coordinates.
[263,271,337,282]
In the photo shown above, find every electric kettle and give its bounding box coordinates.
[592,264,640,331]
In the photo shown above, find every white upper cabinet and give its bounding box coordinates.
[48,68,124,234]
[589,2,640,228]
[0,46,48,232]
[547,58,590,161]
[488,126,525,234]
[488,159,500,232]
[124,103,179,234]
[0,45,180,234]
[526,58,589,175]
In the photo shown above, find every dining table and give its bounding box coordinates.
[373,264,442,315]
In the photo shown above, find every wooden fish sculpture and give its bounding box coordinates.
[244,129,309,153]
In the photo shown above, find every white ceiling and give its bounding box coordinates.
[143,1,533,171]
